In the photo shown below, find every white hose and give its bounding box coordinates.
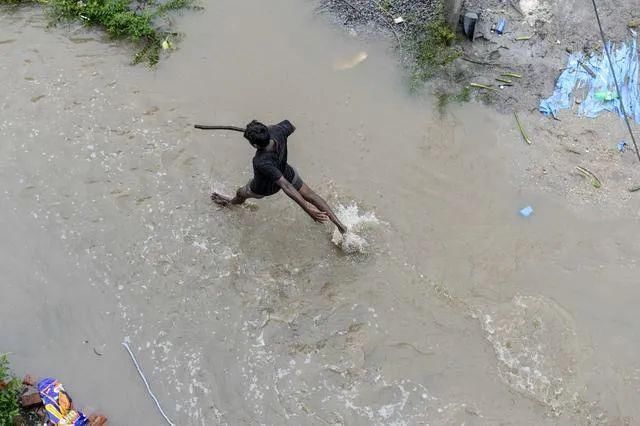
[122,341,175,426]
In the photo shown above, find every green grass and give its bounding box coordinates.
[411,19,461,81]
[378,0,392,12]
[0,354,22,426]
[436,86,470,113]
[0,0,198,65]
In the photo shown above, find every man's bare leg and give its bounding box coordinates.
[299,184,347,234]
[211,186,251,206]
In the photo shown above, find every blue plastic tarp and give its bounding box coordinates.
[539,34,640,123]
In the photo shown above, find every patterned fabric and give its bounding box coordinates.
[37,378,89,425]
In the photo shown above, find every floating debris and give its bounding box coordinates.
[519,206,534,217]
[514,112,532,144]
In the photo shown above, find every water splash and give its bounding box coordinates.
[331,202,380,253]
[481,295,582,414]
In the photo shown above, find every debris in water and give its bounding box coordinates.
[333,51,368,70]
[519,206,533,217]
[93,344,105,356]
[514,112,532,145]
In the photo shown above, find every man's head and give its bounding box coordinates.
[244,120,270,148]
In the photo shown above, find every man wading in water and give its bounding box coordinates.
[211,120,347,234]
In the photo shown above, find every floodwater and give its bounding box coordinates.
[1,0,639,424]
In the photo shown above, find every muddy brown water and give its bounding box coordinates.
[2,1,640,424]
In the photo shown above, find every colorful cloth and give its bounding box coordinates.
[37,378,89,425]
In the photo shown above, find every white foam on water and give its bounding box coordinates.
[330,202,381,254]
[481,295,581,414]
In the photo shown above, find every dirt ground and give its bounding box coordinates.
[454,0,636,111]
[456,0,640,214]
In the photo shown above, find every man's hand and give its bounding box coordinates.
[306,205,329,223]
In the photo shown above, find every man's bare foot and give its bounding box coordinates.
[211,192,231,206]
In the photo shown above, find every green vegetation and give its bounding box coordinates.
[0,354,22,425]
[0,0,198,65]
[436,86,470,113]
[378,0,392,13]
[411,19,461,81]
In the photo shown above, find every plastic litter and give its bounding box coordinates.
[594,91,619,101]
[123,341,175,426]
[519,206,533,217]
[393,16,404,24]
[539,34,640,123]
[618,141,627,152]
[496,18,506,34]
[38,378,90,425]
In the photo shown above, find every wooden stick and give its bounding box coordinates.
[194,125,245,132]
[576,166,602,188]
[514,112,532,144]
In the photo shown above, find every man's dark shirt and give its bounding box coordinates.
[250,120,296,196]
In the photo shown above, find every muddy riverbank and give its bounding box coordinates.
[2,1,640,425]
[322,0,640,216]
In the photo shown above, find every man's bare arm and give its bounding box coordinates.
[276,177,328,223]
